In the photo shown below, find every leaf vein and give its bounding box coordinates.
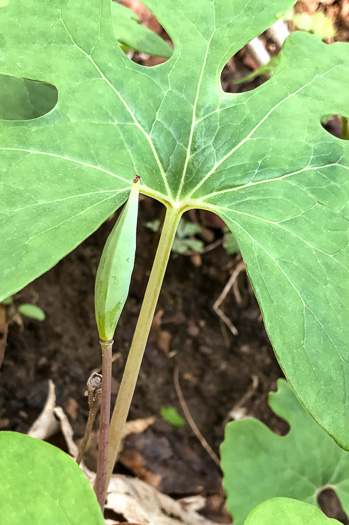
[59,13,173,199]
[188,74,329,199]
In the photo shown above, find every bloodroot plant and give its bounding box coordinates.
[0,0,348,522]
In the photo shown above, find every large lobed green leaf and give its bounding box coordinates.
[0,0,348,446]
[221,380,349,524]
[0,432,104,524]
[0,3,171,120]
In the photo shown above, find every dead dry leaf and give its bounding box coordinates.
[27,380,60,439]
[64,396,79,420]
[106,475,220,525]
[27,392,218,524]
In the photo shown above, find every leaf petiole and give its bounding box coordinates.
[105,205,182,487]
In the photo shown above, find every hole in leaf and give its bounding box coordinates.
[221,36,277,94]
[112,0,173,66]
[0,74,58,120]
[321,114,349,140]
[317,488,348,524]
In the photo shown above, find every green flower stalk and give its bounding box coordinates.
[95,175,140,342]
[94,175,140,512]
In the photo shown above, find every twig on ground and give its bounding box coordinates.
[203,238,223,253]
[213,260,245,337]
[174,367,221,470]
[76,372,102,465]
[232,274,243,305]
[218,318,230,349]
[224,375,259,426]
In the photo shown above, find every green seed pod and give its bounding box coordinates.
[95,176,140,341]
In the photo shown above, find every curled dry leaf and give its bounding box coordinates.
[106,475,220,525]
[27,380,60,440]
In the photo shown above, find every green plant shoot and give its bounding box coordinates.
[161,406,186,426]
[95,176,140,342]
[18,303,45,321]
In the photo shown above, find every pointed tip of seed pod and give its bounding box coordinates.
[133,174,141,184]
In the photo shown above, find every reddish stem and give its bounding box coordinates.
[94,339,113,512]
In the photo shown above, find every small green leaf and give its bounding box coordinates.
[224,232,240,254]
[146,218,204,253]
[173,219,203,252]
[185,238,204,253]
[176,219,202,239]
[18,303,46,321]
[234,56,280,84]
[172,239,188,254]
[111,1,173,58]
[245,498,340,525]
[0,432,104,525]
[145,219,161,232]
[221,379,349,524]
[172,237,204,254]
[95,177,139,341]
[161,406,186,426]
